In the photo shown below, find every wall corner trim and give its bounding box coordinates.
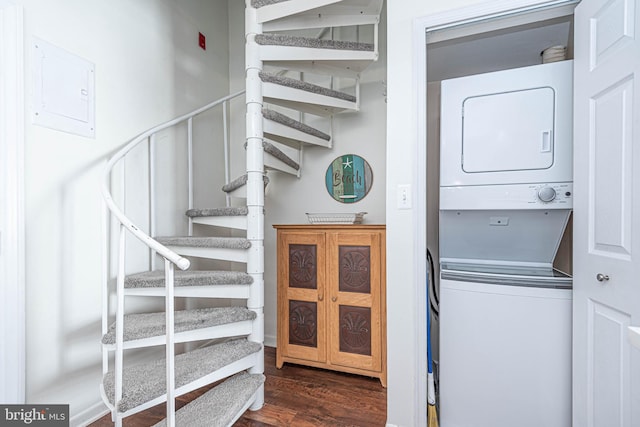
[0,0,26,405]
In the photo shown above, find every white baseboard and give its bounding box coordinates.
[71,401,109,427]
[264,334,276,348]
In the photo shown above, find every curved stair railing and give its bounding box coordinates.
[102,89,246,276]
[100,1,382,426]
[101,90,247,427]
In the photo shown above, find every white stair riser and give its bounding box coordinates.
[226,186,247,198]
[259,45,377,67]
[103,320,254,351]
[264,120,331,148]
[191,215,248,230]
[264,15,380,32]
[166,246,249,263]
[264,96,353,116]
[124,285,251,299]
[259,0,383,31]
[264,153,300,176]
[263,83,357,116]
[255,0,341,24]
[262,59,373,78]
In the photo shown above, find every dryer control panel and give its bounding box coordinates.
[440,182,573,210]
[533,183,573,205]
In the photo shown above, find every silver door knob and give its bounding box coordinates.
[596,273,610,282]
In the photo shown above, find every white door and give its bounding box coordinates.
[573,0,640,425]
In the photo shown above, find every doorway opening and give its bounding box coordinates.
[417,1,578,424]
[425,0,577,351]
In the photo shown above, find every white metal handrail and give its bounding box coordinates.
[103,90,246,427]
[101,90,246,271]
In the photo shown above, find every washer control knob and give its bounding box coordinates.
[537,186,557,203]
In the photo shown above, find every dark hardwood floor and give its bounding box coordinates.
[90,346,387,426]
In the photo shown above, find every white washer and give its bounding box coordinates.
[438,197,573,427]
[439,272,572,427]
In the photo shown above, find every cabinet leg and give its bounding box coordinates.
[276,350,284,369]
[379,373,387,388]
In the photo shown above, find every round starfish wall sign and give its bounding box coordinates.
[325,154,373,203]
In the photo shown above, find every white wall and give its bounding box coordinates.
[0,0,25,405]
[20,0,230,423]
[386,3,492,424]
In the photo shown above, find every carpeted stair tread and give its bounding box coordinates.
[186,206,248,218]
[256,33,374,53]
[125,270,253,289]
[155,236,251,250]
[101,307,257,345]
[259,71,356,102]
[222,174,269,193]
[263,108,330,141]
[262,141,300,170]
[152,372,265,427]
[103,339,262,413]
[252,0,289,8]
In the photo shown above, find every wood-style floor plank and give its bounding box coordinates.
[90,347,386,427]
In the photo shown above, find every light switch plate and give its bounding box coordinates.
[397,184,412,209]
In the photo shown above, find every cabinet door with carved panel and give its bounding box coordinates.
[328,232,383,374]
[276,231,326,368]
[274,224,386,386]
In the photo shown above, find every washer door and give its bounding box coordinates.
[439,209,571,266]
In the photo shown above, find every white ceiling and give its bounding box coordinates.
[427,17,573,82]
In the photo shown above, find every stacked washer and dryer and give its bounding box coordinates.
[438,60,573,427]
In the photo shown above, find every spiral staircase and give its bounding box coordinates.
[100,1,382,425]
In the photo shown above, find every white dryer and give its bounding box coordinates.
[440,60,573,189]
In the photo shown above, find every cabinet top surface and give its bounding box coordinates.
[273,224,386,231]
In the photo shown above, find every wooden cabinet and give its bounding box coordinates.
[273,224,386,386]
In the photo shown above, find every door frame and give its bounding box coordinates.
[403,0,578,425]
[0,0,25,404]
